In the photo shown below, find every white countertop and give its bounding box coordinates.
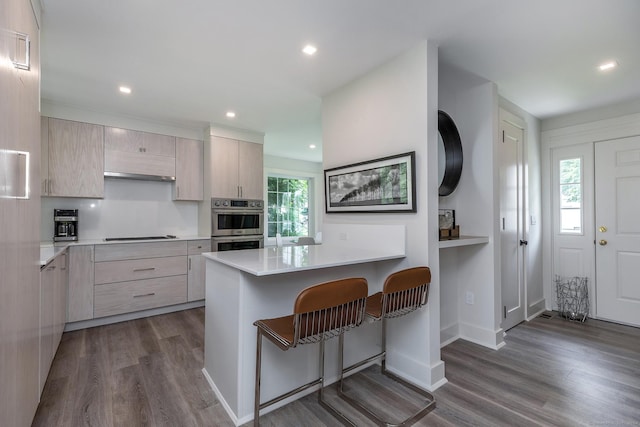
[40,235,210,266]
[202,243,406,276]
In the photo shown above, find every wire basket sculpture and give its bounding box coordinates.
[555,275,589,322]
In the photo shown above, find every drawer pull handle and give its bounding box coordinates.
[133,267,156,272]
[133,292,156,298]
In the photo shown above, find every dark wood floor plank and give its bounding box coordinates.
[34,309,640,427]
[111,364,153,427]
[138,351,200,426]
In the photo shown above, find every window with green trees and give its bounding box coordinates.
[559,157,582,233]
[267,176,309,238]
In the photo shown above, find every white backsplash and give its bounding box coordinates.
[41,179,199,242]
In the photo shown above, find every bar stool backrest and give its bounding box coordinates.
[293,277,368,346]
[382,266,431,319]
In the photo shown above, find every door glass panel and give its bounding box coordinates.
[559,158,582,234]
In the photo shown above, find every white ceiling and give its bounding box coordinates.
[39,0,640,162]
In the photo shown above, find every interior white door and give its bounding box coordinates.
[500,120,525,331]
[595,136,640,326]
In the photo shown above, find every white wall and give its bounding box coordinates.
[438,63,503,349]
[41,180,199,241]
[322,41,446,390]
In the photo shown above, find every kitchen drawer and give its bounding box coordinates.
[94,275,187,318]
[94,256,187,285]
[188,239,211,255]
[95,241,187,262]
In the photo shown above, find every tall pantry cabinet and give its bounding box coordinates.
[0,0,42,426]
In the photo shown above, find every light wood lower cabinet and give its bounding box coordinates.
[68,245,95,322]
[93,241,188,319]
[94,275,187,318]
[67,240,204,323]
[40,250,68,396]
[187,239,210,301]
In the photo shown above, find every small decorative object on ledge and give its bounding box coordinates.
[438,209,460,240]
[439,225,460,240]
[555,275,589,322]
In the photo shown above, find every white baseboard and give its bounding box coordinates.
[459,322,505,350]
[440,323,459,348]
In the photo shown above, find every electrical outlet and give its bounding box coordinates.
[465,291,475,305]
[339,232,348,240]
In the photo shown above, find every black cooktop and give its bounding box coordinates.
[104,235,177,242]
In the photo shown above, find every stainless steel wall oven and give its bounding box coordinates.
[211,198,264,251]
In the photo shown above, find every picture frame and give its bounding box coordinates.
[324,151,416,213]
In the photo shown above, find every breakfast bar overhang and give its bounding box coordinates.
[201,225,411,425]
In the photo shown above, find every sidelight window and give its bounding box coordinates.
[559,157,582,234]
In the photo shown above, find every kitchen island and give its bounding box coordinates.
[202,225,406,425]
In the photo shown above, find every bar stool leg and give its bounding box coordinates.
[254,328,262,427]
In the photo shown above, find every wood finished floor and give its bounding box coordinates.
[33,309,640,426]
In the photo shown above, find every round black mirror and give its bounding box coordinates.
[438,110,463,196]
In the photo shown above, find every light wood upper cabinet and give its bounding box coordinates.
[104,127,176,178]
[211,136,263,199]
[46,118,105,198]
[175,137,203,201]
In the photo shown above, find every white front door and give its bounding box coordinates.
[595,136,640,326]
[500,119,525,331]
[550,143,596,314]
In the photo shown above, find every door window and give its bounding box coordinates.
[559,157,582,234]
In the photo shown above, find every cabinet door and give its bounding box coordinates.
[39,263,55,396]
[41,116,49,195]
[48,118,104,198]
[53,251,68,352]
[187,240,210,301]
[104,127,176,177]
[175,137,203,201]
[68,246,94,322]
[238,140,263,199]
[211,136,240,198]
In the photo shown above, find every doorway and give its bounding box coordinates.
[499,110,526,331]
[549,137,640,327]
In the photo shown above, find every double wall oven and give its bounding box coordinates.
[211,198,264,251]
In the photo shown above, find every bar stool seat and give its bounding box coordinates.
[253,277,369,426]
[338,266,436,427]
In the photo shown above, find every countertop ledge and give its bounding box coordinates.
[40,235,211,266]
[203,243,406,276]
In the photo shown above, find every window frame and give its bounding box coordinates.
[265,173,314,244]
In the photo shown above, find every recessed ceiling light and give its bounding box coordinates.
[226,111,236,118]
[598,61,618,71]
[119,86,132,94]
[309,144,316,149]
[302,45,317,56]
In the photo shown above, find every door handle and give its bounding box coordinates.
[599,239,608,246]
[519,240,528,246]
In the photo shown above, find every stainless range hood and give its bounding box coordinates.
[104,172,176,182]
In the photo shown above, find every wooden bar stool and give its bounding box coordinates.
[253,277,368,426]
[338,267,436,427]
